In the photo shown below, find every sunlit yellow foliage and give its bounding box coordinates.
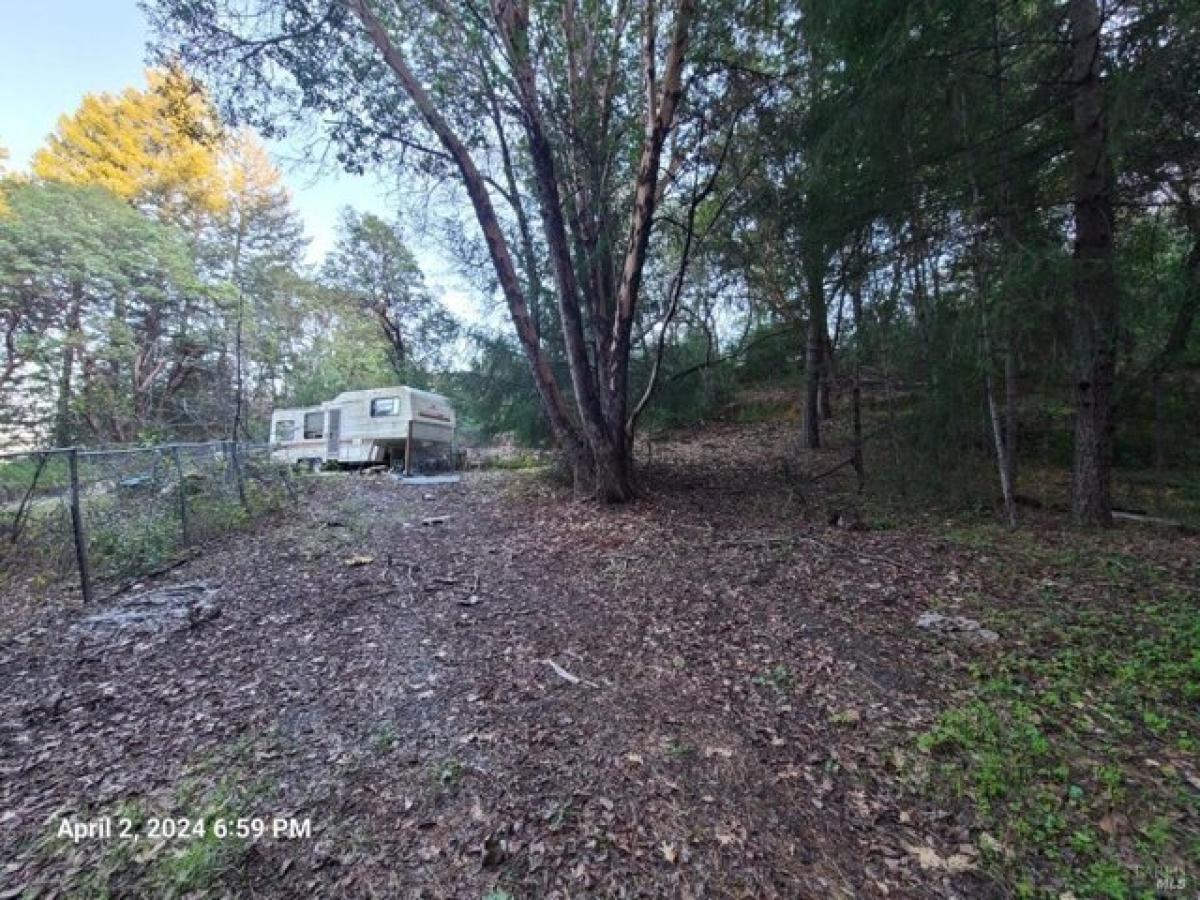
[32,67,228,223]
[221,128,290,225]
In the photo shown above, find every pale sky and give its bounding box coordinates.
[0,0,478,322]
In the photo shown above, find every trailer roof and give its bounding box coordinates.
[270,387,454,420]
[325,386,450,405]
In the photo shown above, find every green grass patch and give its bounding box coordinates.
[484,453,549,471]
[41,767,271,898]
[432,757,465,793]
[150,777,261,898]
[87,505,182,577]
[754,663,796,696]
[369,722,399,753]
[911,584,1199,897]
[727,398,795,424]
[666,738,697,760]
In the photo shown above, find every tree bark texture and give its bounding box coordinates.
[347,0,695,501]
[346,0,588,475]
[1068,0,1118,526]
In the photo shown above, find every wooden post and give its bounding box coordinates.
[171,446,189,544]
[404,420,413,476]
[66,448,92,605]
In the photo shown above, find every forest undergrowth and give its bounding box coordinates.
[0,417,1196,899]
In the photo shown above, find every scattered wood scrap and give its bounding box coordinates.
[1113,510,1185,528]
[542,658,599,688]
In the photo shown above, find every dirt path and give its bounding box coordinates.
[2,429,1194,897]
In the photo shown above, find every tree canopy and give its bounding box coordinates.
[32,67,227,224]
[0,0,1195,525]
[2,69,456,447]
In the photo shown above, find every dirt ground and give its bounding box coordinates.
[1,422,1197,898]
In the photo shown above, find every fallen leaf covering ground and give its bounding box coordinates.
[1,422,1197,898]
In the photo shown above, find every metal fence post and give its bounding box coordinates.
[171,446,189,544]
[66,448,92,605]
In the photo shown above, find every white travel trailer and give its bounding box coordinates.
[270,386,456,473]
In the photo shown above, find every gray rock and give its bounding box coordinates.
[916,611,998,644]
[72,582,221,639]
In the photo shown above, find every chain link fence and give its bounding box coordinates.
[0,441,294,603]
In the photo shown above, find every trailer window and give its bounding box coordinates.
[303,411,324,439]
[274,419,295,442]
[371,397,399,417]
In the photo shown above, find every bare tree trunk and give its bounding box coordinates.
[607,0,695,428]
[375,307,407,380]
[1068,0,1118,526]
[881,341,903,495]
[501,14,612,470]
[1004,341,1018,491]
[522,125,623,491]
[346,0,587,479]
[53,282,84,447]
[482,66,546,339]
[228,214,249,506]
[985,348,1017,528]
[819,327,834,421]
[902,139,934,380]
[801,253,826,449]
[850,268,865,492]
[495,0,693,502]
[229,214,246,444]
[1152,374,1165,510]
[958,75,1016,529]
[994,1,1019,501]
[349,0,694,503]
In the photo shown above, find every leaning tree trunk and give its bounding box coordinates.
[349,0,693,502]
[1068,0,1118,526]
[346,0,588,481]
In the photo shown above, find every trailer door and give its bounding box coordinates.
[326,409,341,460]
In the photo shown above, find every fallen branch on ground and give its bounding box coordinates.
[1113,510,1187,529]
[807,457,855,482]
[543,658,599,688]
